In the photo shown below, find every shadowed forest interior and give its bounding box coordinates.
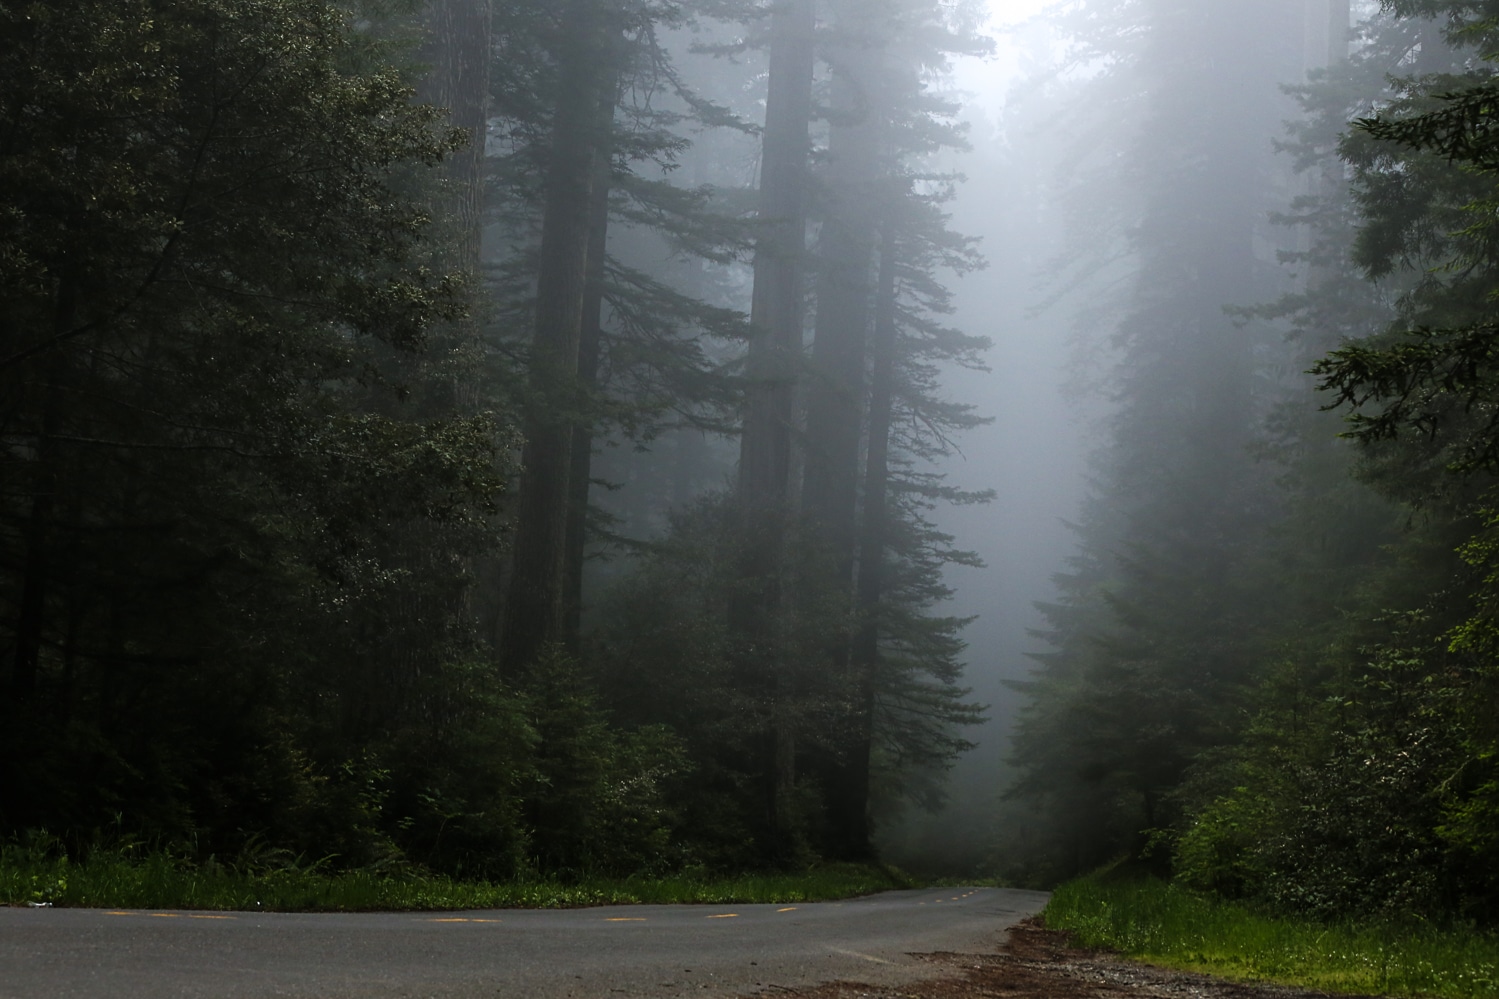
[4,0,1499,930]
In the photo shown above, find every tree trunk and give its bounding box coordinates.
[734,0,815,858]
[501,1,618,674]
[801,18,883,860]
[739,0,815,508]
[1303,0,1349,74]
[801,43,880,579]
[836,221,899,861]
[563,153,613,652]
[1328,0,1349,66]
[421,0,491,411]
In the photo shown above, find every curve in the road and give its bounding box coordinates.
[0,886,1050,999]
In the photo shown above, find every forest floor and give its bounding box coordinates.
[776,917,1362,999]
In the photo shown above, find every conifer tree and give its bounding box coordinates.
[1008,0,1307,875]
[489,0,749,661]
[500,0,624,672]
[0,0,511,849]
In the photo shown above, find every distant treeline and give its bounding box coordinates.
[1006,0,1499,926]
[0,0,993,877]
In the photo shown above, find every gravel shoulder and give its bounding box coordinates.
[771,917,1361,999]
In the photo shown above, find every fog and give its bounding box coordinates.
[879,27,1092,868]
[14,0,1482,899]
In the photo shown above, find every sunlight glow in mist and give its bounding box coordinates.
[957,0,1053,114]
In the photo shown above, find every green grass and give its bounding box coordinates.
[0,845,914,912]
[1044,875,1499,999]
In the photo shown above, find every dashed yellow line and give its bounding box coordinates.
[149,913,180,918]
[189,914,236,920]
[706,913,739,919]
[605,917,646,922]
[776,907,796,913]
[425,916,503,923]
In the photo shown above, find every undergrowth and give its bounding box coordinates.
[0,837,912,912]
[1045,874,1499,999]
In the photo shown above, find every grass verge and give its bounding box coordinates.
[1044,875,1499,999]
[1,847,913,912]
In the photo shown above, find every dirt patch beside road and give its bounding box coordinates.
[767,918,1357,999]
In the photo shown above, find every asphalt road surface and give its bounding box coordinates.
[0,887,1048,999]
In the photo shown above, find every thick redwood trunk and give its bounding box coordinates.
[501,2,617,673]
[1328,0,1349,64]
[734,0,815,857]
[423,0,489,270]
[836,223,899,860]
[739,0,815,507]
[802,25,882,860]
[801,44,880,580]
[562,155,613,651]
[421,0,491,409]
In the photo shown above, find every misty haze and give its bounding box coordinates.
[3,1,1499,996]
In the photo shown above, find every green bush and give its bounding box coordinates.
[1173,786,1274,898]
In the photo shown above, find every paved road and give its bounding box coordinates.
[0,887,1048,998]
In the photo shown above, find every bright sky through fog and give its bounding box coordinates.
[956,0,1054,115]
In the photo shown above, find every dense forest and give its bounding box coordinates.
[0,0,992,877]
[1005,0,1499,927]
[7,0,1499,935]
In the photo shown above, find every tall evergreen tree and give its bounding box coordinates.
[0,0,512,851]
[1008,0,1307,876]
[500,0,625,672]
[489,0,749,662]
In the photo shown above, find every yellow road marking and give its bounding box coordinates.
[706,913,739,919]
[106,911,134,916]
[188,914,235,920]
[150,913,180,918]
[470,918,500,923]
[430,918,470,922]
[605,917,646,922]
[776,907,796,913]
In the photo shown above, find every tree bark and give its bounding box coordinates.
[739,0,815,508]
[421,0,491,411]
[836,220,899,861]
[733,0,816,858]
[801,17,882,859]
[501,1,618,674]
[801,42,880,580]
[562,153,613,652]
